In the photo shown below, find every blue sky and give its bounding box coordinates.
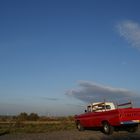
[1,0,140,116]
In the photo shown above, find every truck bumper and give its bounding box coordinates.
[120,120,140,125]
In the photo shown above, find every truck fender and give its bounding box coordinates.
[76,120,84,131]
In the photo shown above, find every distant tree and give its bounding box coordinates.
[17,112,28,121]
[28,113,39,121]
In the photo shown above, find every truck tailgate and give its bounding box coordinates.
[118,108,140,124]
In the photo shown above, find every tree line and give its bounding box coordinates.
[0,112,39,121]
[0,113,74,122]
[17,112,39,121]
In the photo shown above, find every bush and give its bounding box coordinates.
[17,112,28,121]
[28,113,39,121]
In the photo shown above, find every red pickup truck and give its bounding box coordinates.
[75,101,140,135]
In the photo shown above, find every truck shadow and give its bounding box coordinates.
[85,128,140,140]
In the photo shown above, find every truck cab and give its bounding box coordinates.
[86,102,116,113]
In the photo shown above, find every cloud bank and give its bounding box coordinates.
[66,81,139,103]
[117,20,140,49]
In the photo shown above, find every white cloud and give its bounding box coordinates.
[117,20,140,49]
[66,81,139,103]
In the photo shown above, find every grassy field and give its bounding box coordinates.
[1,120,140,140]
[0,120,76,135]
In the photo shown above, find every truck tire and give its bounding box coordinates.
[127,125,138,133]
[77,121,84,131]
[102,122,114,135]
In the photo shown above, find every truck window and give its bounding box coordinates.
[87,105,92,112]
[97,105,111,110]
[106,105,111,109]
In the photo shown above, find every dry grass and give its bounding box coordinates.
[0,120,76,135]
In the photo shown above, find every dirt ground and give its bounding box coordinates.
[0,129,140,140]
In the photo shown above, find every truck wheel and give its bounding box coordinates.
[102,122,114,135]
[77,122,84,131]
[127,125,138,133]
